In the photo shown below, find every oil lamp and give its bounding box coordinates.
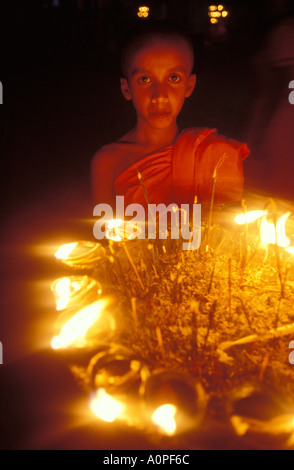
[87,344,150,428]
[87,344,150,397]
[54,240,106,269]
[226,383,294,449]
[51,275,102,312]
[140,370,207,437]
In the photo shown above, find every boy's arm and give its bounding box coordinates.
[91,147,116,209]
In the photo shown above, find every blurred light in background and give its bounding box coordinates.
[208,5,229,24]
[137,6,150,19]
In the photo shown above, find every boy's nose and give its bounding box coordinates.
[151,83,169,103]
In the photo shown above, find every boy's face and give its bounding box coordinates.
[120,37,196,131]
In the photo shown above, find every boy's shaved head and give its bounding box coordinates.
[120,21,195,79]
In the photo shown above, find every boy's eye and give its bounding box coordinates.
[138,75,151,84]
[169,74,181,83]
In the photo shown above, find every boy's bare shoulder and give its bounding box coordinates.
[92,142,129,177]
[92,132,139,177]
[92,142,125,163]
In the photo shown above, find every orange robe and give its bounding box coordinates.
[114,127,249,208]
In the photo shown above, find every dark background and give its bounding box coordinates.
[0,0,293,450]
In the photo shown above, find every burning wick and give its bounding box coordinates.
[152,404,177,435]
[89,389,125,422]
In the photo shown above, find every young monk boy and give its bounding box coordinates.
[91,23,249,210]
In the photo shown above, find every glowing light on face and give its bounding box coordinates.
[89,389,125,422]
[210,18,218,24]
[51,298,110,350]
[209,5,217,11]
[152,404,177,435]
[259,212,291,248]
[234,210,267,225]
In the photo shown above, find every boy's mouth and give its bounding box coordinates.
[151,111,171,119]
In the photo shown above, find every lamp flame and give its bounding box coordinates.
[52,277,71,310]
[89,389,125,422]
[152,404,177,435]
[260,212,291,248]
[235,210,266,225]
[55,242,77,260]
[51,298,109,350]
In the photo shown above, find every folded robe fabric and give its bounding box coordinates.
[114,127,249,208]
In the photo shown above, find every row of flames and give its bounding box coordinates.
[49,207,294,440]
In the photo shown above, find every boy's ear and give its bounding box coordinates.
[185,74,196,98]
[120,78,132,101]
